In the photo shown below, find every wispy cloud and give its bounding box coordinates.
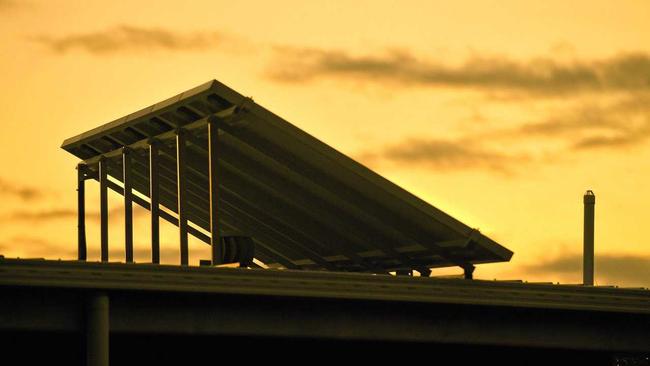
[268,47,650,95]
[6,208,76,221]
[0,236,77,259]
[4,205,146,223]
[0,235,182,262]
[358,93,650,173]
[517,95,650,150]
[0,0,18,11]
[359,138,528,173]
[0,177,46,201]
[523,252,650,287]
[33,25,226,54]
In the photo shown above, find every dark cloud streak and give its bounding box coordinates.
[0,0,18,10]
[269,48,650,95]
[0,178,45,201]
[362,138,527,173]
[4,205,146,223]
[0,235,182,262]
[33,25,224,54]
[524,253,650,287]
[517,96,650,150]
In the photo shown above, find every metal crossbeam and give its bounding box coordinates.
[81,105,239,167]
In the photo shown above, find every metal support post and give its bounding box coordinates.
[122,148,133,263]
[207,117,222,265]
[77,164,87,261]
[149,141,160,264]
[99,157,109,262]
[463,265,475,280]
[176,130,188,266]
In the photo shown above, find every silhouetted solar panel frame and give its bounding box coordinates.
[61,80,513,272]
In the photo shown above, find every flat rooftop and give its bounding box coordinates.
[1,258,647,314]
[1,258,649,355]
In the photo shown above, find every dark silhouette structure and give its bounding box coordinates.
[584,190,596,286]
[60,80,512,275]
[0,80,648,365]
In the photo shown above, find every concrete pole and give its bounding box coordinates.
[86,293,109,366]
[583,190,595,286]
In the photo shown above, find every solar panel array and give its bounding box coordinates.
[61,80,513,272]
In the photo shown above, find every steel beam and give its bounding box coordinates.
[122,148,133,263]
[99,157,109,262]
[77,164,87,261]
[80,105,239,167]
[207,117,222,265]
[176,130,189,266]
[103,163,296,269]
[149,141,160,264]
[86,292,109,366]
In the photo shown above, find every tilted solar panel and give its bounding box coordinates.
[61,80,513,273]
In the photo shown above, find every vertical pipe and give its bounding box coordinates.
[86,292,109,366]
[149,141,160,264]
[77,164,87,261]
[583,190,595,286]
[207,117,222,265]
[99,157,109,262]
[122,148,133,263]
[176,130,189,266]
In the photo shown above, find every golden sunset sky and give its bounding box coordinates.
[1,0,649,286]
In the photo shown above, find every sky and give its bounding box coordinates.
[1,0,649,287]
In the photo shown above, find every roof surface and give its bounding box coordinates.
[61,80,513,272]
[2,258,648,314]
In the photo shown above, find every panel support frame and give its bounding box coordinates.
[463,265,475,280]
[77,163,87,261]
[149,140,160,264]
[176,130,189,266]
[122,147,133,263]
[207,116,222,265]
[98,157,109,262]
